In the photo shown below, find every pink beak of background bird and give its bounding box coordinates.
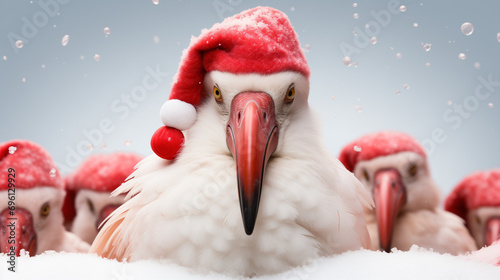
[0,208,37,257]
[96,204,120,231]
[226,92,279,235]
[485,217,500,246]
[373,168,407,252]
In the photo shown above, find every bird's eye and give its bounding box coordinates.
[408,163,417,177]
[212,85,223,102]
[40,202,50,217]
[87,198,95,214]
[285,87,295,103]
[362,169,370,181]
[475,215,481,225]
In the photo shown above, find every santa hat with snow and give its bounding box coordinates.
[62,152,143,222]
[338,131,427,172]
[151,6,310,160]
[445,169,500,221]
[0,140,63,191]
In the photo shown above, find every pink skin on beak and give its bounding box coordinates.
[226,92,279,235]
[373,168,407,252]
[485,217,500,246]
[0,208,37,257]
[95,204,120,231]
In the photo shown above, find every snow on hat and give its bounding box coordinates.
[65,153,143,193]
[338,131,427,172]
[63,153,143,222]
[151,6,310,160]
[445,169,500,221]
[0,140,63,191]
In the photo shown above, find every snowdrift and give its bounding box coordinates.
[1,247,499,280]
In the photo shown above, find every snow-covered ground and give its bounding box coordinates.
[1,248,499,280]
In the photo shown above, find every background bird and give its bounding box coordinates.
[63,153,143,244]
[0,140,89,256]
[91,7,372,277]
[445,169,500,248]
[339,131,477,255]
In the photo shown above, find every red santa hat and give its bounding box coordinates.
[151,6,310,160]
[62,152,143,222]
[445,169,500,221]
[0,140,63,191]
[338,131,427,172]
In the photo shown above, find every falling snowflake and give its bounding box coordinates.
[104,27,111,35]
[460,22,474,36]
[15,40,23,48]
[343,56,353,66]
[61,35,70,46]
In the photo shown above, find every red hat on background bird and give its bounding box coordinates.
[151,6,311,160]
[62,153,143,222]
[338,131,427,172]
[445,169,500,221]
[0,140,63,191]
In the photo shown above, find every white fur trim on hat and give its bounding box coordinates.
[160,99,197,131]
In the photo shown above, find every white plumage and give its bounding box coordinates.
[91,72,371,276]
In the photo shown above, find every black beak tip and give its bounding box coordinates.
[243,219,255,235]
[241,208,257,235]
[241,202,259,236]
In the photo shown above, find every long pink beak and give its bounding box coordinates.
[373,169,407,252]
[0,208,37,256]
[96,204,120,231]
[226,92,279,235]
[485,217,500,246]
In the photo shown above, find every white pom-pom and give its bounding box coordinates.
[160,99,197,130]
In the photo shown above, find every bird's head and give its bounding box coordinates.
[339,131,440,252]
[64,153,142,243]
[466,207,500,247]
[0,140,66,256]
[200,70,309,234]
[149,7,311,235]
[71,190,124,244]
[0,187,66,257]
[445,169,500,248]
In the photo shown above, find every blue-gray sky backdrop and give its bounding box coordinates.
[1,0,499,197]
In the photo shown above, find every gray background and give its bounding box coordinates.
[1,0,499,197]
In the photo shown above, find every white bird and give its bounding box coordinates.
[445,169,500,248]
[339,131,477,255]
[63,153,143,244]
[91,7,371,277]
[0,140,90,256]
